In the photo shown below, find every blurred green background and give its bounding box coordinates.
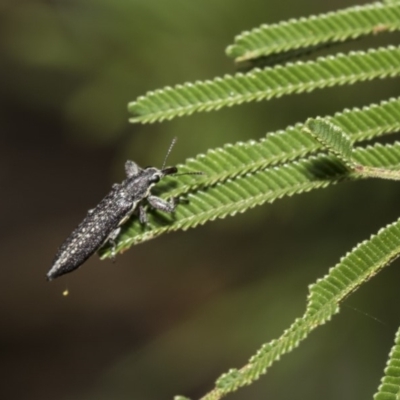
[2,0,400,399]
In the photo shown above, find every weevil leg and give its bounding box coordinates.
[138,204,148,224]
[147,195,177,213]
[108,227,121,261]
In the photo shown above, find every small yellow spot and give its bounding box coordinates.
[63,289,69,297]
[373,24,388,34]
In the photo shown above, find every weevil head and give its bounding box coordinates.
[144,166,177,185]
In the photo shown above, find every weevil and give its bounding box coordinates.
[47,139,196,281]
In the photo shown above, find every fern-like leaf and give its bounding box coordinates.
[197,217,400,400]
[226,2,400,62]
[156,97,400,199]
[302,116,400,182]
[305,118,354,167]
[99,141,400,258]
[374,325,400,400]
[129,46,400,123]
[99,156,348,257]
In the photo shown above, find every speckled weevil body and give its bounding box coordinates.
[47,142,181,281]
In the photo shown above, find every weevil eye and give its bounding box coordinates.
[149,175,160,184]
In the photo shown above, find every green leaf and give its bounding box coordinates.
[302,113,400,182]
[101,98,400,258]
[170,95,400,197]
[199,217,400,400]
[129,46,400,123]
[99,155,347,257]
[144,98,400,202]
[305,118,354,167]
[374,325,400,400]
[99,140,400,258]
[226,2,400,62]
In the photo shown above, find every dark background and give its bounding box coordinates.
[1,0,400,399]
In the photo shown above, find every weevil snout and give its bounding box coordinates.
[162,166,178,176]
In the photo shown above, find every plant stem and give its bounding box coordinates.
[354,165,400,181]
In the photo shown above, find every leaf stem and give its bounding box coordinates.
[353,165,400,181]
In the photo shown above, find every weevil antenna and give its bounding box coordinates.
[162,137,177,170]
[174,171,204,177]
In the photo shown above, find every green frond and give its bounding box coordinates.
[129,46,400,123]
[99,155,347,257]
[353,142,400,168]
[199,217,400,400]
[99,141,400,258]
[100,98,400,258]
[226,2,400,62]
[374,325,400,400]
[304,118,354,167]
[161,97,400,198]
[332,96,400,143]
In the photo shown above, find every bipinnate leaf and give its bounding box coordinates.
[374,325,400,400]
[226,2,400,62]
[99,139,400,259]
[304,116,400,182]
[305,118,354,167]
[122,2,400,398]
[101,97,400,258]
[168,97,400,197]
[197,217,400,400]
[128,46,400,124]
[99,155,348,257]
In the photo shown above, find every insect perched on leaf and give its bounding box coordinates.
[47,138,199,281]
